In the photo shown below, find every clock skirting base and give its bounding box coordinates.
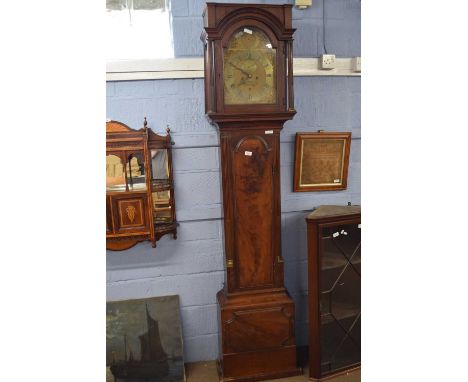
[216,288,301,382]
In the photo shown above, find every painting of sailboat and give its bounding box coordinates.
[106,295,185,382]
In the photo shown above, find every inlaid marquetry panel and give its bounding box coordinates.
[119,199,144,227]
[111,194,149,234]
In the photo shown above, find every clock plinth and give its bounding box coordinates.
[202,4,298,381]
[217,288,301,382]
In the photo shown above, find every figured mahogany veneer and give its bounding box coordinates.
[217,291,298,382]
[202,3,300,381]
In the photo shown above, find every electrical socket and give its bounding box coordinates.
[352,57,361,72]
[320,54,336,70]
[295,0,312,9]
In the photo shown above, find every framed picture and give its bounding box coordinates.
[106,295,185,382]
[293,132,352,192]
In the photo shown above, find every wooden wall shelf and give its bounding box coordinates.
[106,119,178,250]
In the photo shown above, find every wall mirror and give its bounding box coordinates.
[106,154,126,192]
[151,149,169,180]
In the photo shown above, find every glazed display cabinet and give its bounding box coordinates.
[306,205,361,380]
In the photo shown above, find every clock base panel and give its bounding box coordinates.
[216,289,301,382]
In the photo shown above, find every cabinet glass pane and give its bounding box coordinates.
[106,154,126,192]
[126,151,147,191]
[320,223,361,375]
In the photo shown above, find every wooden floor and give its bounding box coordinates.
[185,361,360,382]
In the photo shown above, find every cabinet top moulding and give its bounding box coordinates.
[306,205,361,222]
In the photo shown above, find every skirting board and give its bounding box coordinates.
[106,57,361,81]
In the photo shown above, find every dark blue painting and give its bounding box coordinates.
[106,295,185,382]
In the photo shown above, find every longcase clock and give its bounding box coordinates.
[201,3,299,381]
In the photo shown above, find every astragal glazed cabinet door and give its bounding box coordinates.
[307,205,361,380]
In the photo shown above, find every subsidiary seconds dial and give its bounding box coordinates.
[223,27,277,105]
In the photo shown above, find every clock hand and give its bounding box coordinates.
[245,62,257,72]
[228,62,251,78]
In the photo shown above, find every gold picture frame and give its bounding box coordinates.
[293,132,352,192]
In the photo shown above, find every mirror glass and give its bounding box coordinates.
[106,154,126,192]
[126,151,147,191]
[151,149,169,180]
[152,191,172,223]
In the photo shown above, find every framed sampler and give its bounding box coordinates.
[294,132,352,192]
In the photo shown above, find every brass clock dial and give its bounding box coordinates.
[223,27,277,105]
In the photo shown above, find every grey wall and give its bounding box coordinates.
[106,0,360,363]
[170,0,361,57]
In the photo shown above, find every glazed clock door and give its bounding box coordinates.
[218,19,286,114]
[223,27,277,105]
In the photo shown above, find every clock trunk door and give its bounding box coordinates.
[231,133,277,290]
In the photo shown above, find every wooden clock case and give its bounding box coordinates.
[202,3,299,382]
